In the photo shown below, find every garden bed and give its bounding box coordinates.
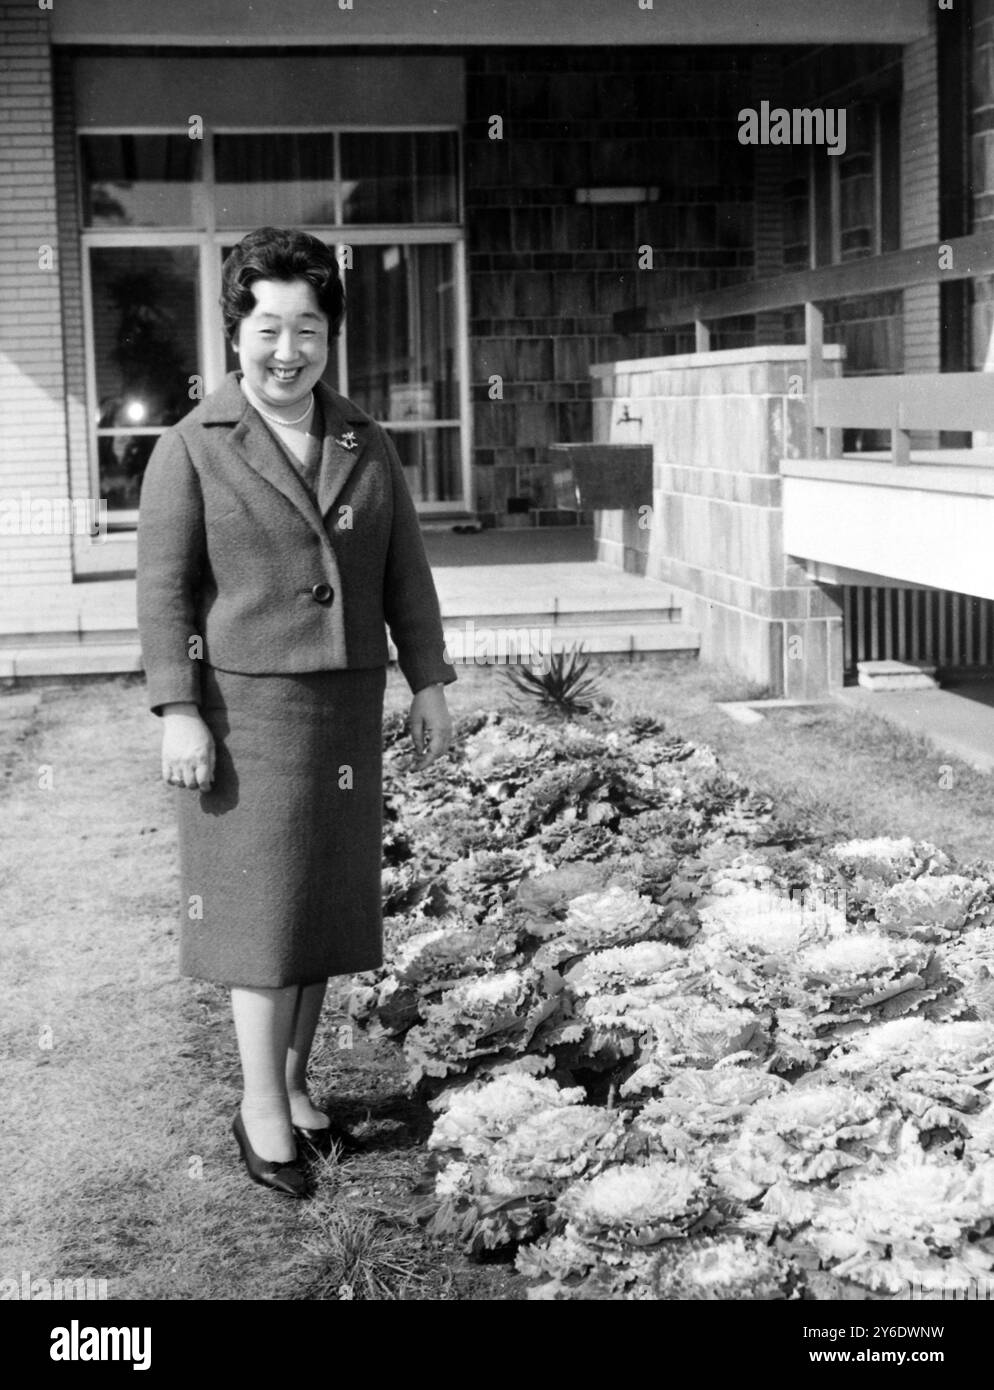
[351,695,994,1300]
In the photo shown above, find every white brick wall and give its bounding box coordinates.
[0,2,73,586]
[901,12,941,448]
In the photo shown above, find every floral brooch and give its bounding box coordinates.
[337,430,358,450]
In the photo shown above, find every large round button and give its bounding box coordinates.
[311,582,333,604]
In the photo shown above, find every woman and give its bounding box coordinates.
[137,227,456,1198]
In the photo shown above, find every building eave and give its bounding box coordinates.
[50,0,931,49]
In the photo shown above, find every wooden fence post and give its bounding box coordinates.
[805,301,827,457]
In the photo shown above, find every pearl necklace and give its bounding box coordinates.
[252,393,315,427]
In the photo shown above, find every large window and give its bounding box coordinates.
[780,97,901,273]
[79,128,467,521]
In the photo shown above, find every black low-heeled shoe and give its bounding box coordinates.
[292,1116,363,1159]
[232,1111,310,1197]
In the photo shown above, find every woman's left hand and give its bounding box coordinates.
[408,685,453,770]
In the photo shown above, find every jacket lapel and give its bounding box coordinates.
[204,374,374,541]
[227,408,324,534]
[314,382,374,521]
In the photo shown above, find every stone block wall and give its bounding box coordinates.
[592,345,845,697]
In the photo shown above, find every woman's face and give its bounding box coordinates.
[233,277,329,410]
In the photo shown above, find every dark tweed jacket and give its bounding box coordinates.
[136,372,457,714]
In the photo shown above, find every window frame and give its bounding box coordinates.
[806,100,900,270]
[78,122,471,526]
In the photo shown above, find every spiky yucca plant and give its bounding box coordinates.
[501,642,602,719]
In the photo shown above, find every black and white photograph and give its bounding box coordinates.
[1,0,992,1348]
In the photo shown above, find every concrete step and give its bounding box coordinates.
[856,659,939,692]
[1,624,700,681]
[394,621,700,666]
[0,626,139,649]
[0,606,684,647]
[442,605,682,626]
[0,643,144,680]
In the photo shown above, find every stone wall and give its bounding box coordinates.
[591,345,845,697]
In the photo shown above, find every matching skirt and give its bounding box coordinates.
[175,663,388,988]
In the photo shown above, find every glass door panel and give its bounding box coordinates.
[386,427,461,505]
[344,241,462,502]
[89,245,201,511]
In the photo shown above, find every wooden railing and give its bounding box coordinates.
[614,231,994,452]
[813,372,994,464]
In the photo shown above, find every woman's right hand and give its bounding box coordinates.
[160,703,215,791]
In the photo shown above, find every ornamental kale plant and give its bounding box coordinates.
[348,706,994,1300]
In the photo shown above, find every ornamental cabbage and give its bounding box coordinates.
[826,838,951,884]
[785,932,943,1030]
[429,1072,586,1156]
[696,886,847,954]
[804,1155,994,1293]
[647,1236,794,1301]
[632,1067,789,1153]
[621,1001,768,1095]
[825,1017,994,1077]
[722,1082,898,1187]
[563,940,689,994]
[556,1160,711,1246]
[404,966,562,1084]
[873,875,992,941]
[486,1106,624,1189]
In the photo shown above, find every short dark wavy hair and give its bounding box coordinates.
[220,226,346,340]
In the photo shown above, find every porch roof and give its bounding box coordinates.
[781,452,994,600]
[51,0,929,48]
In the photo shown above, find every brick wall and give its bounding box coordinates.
[51,48,94,577]
[972,0,994,371]
[464,47,759,528]
[0,2,73,584]
[901,6,942,445]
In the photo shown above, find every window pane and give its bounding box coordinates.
[100,433,159,512]
[344,243,459,422]
[341,132,458,224]
[80,135,200,228]
[215,134,336,227]
[386,427,461,504]
[90,246,200,508]
[838,103,875,262]
[879,99,901,254]
[782,147,809,270]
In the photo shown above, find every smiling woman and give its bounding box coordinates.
[136,226,457,1199]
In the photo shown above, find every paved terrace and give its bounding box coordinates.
[0,526,699,677]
